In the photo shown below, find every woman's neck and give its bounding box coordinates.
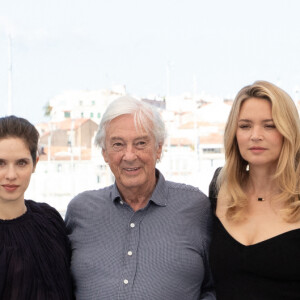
[246,167,279,201]
[0,200,27,220]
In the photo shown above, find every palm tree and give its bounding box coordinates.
[43,101,52,117]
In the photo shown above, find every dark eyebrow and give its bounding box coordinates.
[238,119,274,123]
[238,119,251,123]
[0,158,31,162]
[17,158,31,161]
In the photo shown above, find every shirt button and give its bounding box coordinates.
[127,251,133,256]
[130,223,135,228]
[120,200,124,205]
[123,279,129,285]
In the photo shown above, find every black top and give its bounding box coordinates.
[209,168,300,300]
[0,200,74,300]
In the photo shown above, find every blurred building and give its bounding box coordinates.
[37,118,98,160]
[47,86,126,123]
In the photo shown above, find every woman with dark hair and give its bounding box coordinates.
[0,115,73,299]
[209,81,300,300]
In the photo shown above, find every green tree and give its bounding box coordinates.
[43,101,52,117]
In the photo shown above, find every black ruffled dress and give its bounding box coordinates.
[0,200,73,300]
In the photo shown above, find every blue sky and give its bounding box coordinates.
[1,0,300,123]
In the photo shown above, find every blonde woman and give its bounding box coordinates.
[209,81,300,300]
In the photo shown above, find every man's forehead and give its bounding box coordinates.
[106,116,151,133]
[108,134,151,141]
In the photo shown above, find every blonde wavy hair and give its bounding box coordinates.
[218,80,300,222]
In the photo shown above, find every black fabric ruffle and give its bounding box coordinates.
[0,200,73,300]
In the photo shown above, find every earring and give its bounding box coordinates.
[246,164,249,171]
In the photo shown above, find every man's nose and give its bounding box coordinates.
[123,145,137,160]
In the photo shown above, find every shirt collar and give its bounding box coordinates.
[111,168,168,207]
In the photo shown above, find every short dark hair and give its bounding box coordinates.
[0,115,39,165]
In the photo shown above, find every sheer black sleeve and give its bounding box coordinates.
[208,167,222,213]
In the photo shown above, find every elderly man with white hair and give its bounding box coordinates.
[65,96,215,300]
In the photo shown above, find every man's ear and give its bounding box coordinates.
[102,149,109,163]
[156,144,163,161]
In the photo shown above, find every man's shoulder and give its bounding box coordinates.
[163,180,209,209]
[166,180,206,198]
[162,180,213,230]
[68,185,114,210]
